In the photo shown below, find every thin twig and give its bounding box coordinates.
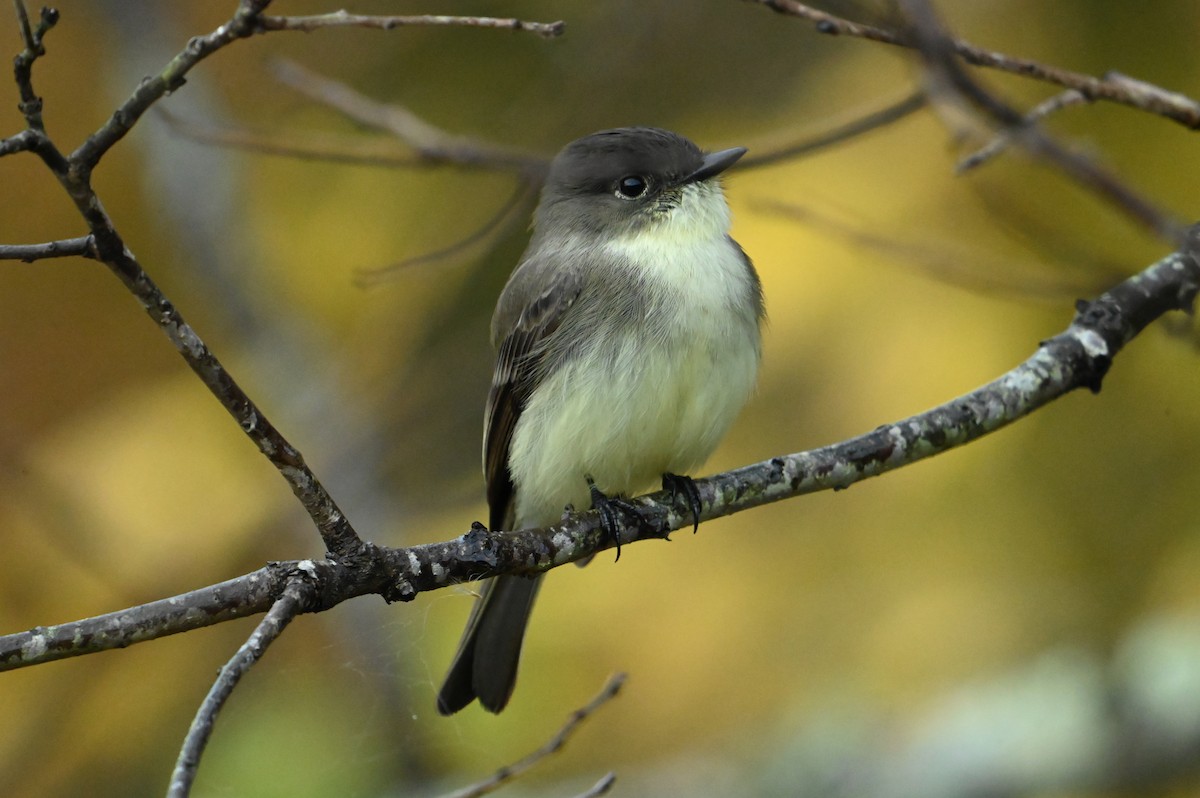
[0,235,94,262]
[749,0,1200,129]
[442,674,627,798]
[11,1,58,130]
[72,0,273,171]
[572,773,617,798]
[166,578,312,798]
[256,11,564,38]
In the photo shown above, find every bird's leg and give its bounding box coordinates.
[662,473,702,534]
[586,477,645,562]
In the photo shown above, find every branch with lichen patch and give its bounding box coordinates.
[4,233,1196,673]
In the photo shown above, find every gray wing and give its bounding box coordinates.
[436,258,584,715]
[484,257,584,531]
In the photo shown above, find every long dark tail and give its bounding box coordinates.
[436,574,542,714]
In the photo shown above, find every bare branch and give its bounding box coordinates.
[692,240,1200,527]
[442,673,627,798]
[72,0,273,171]
[0,235,94,262]
[571,774,617,798]
[256,10,565,38]
[749,0,1200,129]
[4,233,1196,672]
[1,1,365,556]
[0,564,293,670]
[167,578,312,798]
[10,1,58,130]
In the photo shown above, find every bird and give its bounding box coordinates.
[437,126,764,714]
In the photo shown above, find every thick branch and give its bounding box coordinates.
[4,236,1196,672]
[1,565,293,669]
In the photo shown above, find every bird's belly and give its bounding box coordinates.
[509,321,758,528]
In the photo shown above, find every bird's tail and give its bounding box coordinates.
[436,574,542,714]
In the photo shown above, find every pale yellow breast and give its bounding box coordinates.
[509,213,760,529]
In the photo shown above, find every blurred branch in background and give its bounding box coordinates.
[750,0,1200,129]
[161,66,932,280]
[443,673,625,798]
[956,89,1090,173]
[896,0,1184,242]
[753,197,1129,300]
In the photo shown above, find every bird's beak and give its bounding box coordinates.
[683,146,747,184]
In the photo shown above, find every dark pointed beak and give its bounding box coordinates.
[683,146,747,184]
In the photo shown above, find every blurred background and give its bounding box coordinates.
[3,1,1200,796]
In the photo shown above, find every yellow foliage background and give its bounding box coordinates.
[2,1,1200,796]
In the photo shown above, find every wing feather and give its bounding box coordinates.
[484,260,584,531]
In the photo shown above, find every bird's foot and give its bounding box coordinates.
[662,472,703,534]
[587,477,644,562]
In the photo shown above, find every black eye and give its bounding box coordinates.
[615,175,649,199]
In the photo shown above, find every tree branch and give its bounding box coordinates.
[1,0,370,558]
[749,0,1200,129]
[255,10,565,38]
[71,0,272,171]
[0,235,94,262]
[167,578,312,798]
[4,233,1196,672]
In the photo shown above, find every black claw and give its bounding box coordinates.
[662,473,702,534]
[587,477,642,562]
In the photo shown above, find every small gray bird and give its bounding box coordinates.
[437,127,764,714]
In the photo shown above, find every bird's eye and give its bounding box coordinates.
[615,175,649,199]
